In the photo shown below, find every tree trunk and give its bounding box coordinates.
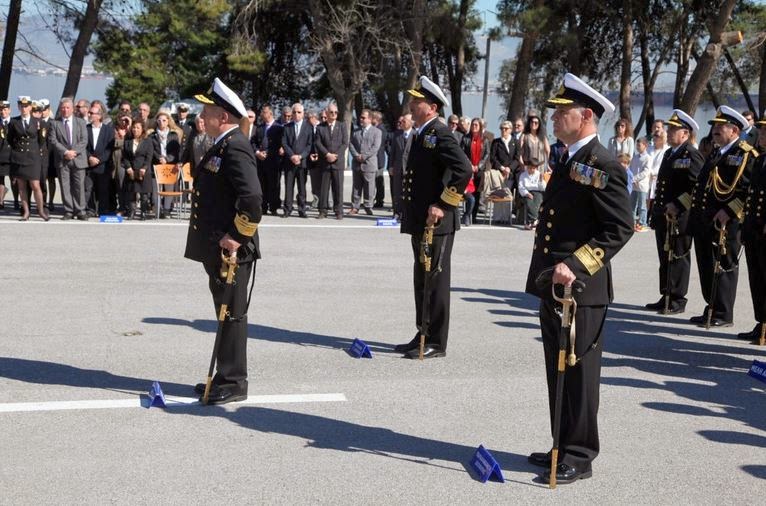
[62,0,103,99]
[448,0,470,117]
[481,35,491,119]
[619,0,633,122]
[400,0,426,117]
[635,28,652,136]
[678,0,738,115]
[506,0,543,121]
[0,0,22,99]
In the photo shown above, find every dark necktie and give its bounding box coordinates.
[560,151,569,167]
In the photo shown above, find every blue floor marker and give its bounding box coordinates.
[147,381,167,408]
[470,445,504,483]
[348,338,373,358]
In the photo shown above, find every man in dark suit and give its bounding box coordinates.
[307,110,322,209]
[645,109,704,315]
[314,102,348,219]
[50,97,89,220]
[85,103,116,216]
[253,105,283,216]
[188,77,263,405]
[689,106,758,327]
[388,114,414,219]
[372,110,389,208]
[525,73,633,484]
[281,103,313,218]
[393,76,472,359]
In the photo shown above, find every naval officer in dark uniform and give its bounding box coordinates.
[186,78,263,404]
[739,118,766,342]
[393,76,472,359]
[525,74,634,484]
[645,109,704,314]
[689,106,757,327]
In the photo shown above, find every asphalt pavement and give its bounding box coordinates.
[0,201,764,504]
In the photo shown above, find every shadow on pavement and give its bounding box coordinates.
[0,357,191,397]
[141,317,396,353]
[172,404,544,486]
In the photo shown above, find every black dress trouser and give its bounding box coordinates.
[653,218,693,305]
[202,259,253,392]
[409,233,454,351]
[693,221,741,322]
[540,300,607,474]
[745,236,766,323]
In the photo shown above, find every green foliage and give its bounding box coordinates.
[93,0,230,109]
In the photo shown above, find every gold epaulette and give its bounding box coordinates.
[739,140,758,157]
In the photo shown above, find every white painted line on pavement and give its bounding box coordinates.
[0,220,515,230]
[0,392,347,413]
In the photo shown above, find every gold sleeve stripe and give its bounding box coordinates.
[728,198,744,220]
[234,213,258,237]
[677,193,692,210]
[573,244,605,276]
[440,186,463,207]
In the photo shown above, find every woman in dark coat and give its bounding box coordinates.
[460,118,490,223]
[122,119,154,219]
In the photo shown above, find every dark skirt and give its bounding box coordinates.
[0,162,9,178]
[10,162,39,181]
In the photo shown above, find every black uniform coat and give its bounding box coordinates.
[742,152,766,323]
[185,128,263,265]
[400,117,472,236]
[7,116,41,179]
[647,141,704,304]
[121,137,155,194]
[0,119,11,177]
[525,136,634,306]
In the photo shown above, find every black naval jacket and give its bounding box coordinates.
[691,139,758,228]
[185,128,263,264]
[7,116,41,168]
[649,140,705,231]
[0,120,10,165]
[743,153,766,240]
[400,117,472,236]
[525,136,634,306]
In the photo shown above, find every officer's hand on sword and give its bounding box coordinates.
[219,234,241,256]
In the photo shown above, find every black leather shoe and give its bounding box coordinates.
[700,318,733,328]
[528,451,552,468]
[738,324,761,340]
[405,345,445,359]
[76,214,89,221]
[542,463,592,484]
[393,333,420,353]
[298,210,308,218]
[317,212,326,219]
[662,305,686,315]
[644,298,665,311]
[364,207,373,216]
[199,385,247,405]
[61,213,74,220]
[689,314,706,324]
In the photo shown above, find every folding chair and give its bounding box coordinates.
[154,164,183,220]
[487,194,514,227]
[180,163,193,217]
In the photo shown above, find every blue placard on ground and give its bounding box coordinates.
[470,445,504,483]
[147,381,167,408]
[376,218,398,227]
[348,338,373,358]
[748,360,766,384]
[99,215,123,223]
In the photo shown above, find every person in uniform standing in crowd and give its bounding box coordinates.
[0,100,10,208]
[50,97,89,220]
[644,109,704,315]
[689,106,757,328]
[252,105,283,216]
[314,102,348,219]
[7,96,49,221]
[188,78,263,404]
[525,73,633,484]
[393,76,472,359]
[740,117,766,342]
[175,103,193,142]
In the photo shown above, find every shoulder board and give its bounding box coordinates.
[739,140,755,152]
